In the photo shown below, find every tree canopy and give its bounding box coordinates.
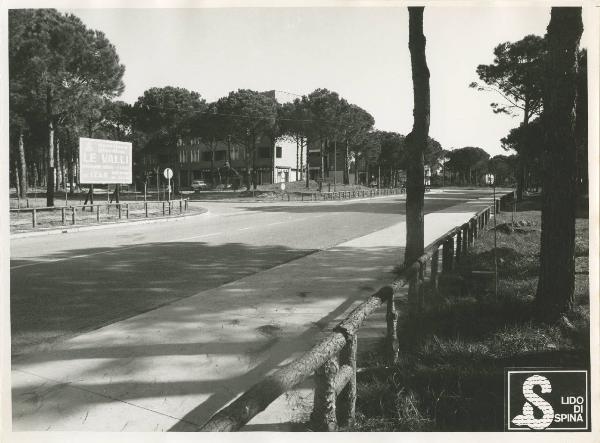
[9,8,126,204]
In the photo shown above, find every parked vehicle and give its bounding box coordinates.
[191,179,208,191]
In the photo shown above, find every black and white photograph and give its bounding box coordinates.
[1,1,598,440]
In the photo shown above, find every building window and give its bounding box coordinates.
[215,151,226,161]
[259,147,271,159]
[202,151,212,162]
[276,146,282,158]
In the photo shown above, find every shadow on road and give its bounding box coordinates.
[12,241,406,431]
[11,241,315,356]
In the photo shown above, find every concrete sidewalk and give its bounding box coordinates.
[11,192,497,432]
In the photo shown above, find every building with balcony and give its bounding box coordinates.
[176,134,302,188]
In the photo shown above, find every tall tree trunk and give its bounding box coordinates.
[296,136,299,181]
[13,157,21,197]
[516,111,530,201]
[404,7,430,265]
[46,88,55,206]
[305,138,310,188]
[18,131,27,198]
[46,115,55,206]
[244,149,252,190]
[344,139,349,185]
[252,137,258,190]
[55,138,61,191]
[68,158,75,195]
[32,162,38,188]
[320,139,325,181]
[535,7,582,322]
[300,137,304,182]
[574,50,587,197]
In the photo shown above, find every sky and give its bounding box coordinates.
[67,6,566,157]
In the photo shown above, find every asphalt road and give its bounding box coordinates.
[10,189,492,355]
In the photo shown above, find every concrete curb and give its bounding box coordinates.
[188,191,412,204]
[10,208,209,239]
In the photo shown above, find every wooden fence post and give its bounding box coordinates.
[118,204,122,219]
[96,205,100,222]
[408,264,420,313]
[448,235,455,270]
[418,261,426,307]
[455,231,462,263]
[430,248,439,292]
[337,335,357,427]
[442,237,454,272]
[312,358,339,431]
[385,292,398,364]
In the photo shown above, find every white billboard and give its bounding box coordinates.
[79,137,132,184]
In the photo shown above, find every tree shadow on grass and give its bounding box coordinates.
[457,246,540,279]
[355,346,589,432]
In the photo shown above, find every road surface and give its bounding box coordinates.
[10,189,490,356]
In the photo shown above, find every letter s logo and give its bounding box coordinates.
[512,374,554,430]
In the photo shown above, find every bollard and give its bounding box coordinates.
[168,201,172,215]
[145,202,148,218]
[72,207,76,225]
[61,207,66,225]
[126,203,129,219]
[32,208,36,228]
[180,199,183,213]
[118,204,122,219]
[96,205,100,222]
[162,201,165,215]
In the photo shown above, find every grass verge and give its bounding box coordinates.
[351,195,590,431]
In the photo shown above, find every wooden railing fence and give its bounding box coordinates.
[9,198,190,229]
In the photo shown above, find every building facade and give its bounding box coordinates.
[177,135,302,187]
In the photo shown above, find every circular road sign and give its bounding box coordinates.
[163,168,173,179]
